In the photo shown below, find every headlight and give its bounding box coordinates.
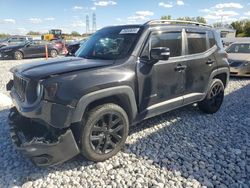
[243,62,250,66]
[24,81,43,106]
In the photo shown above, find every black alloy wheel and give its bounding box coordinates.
[90,112,124,154]
[80,103,129,162]
[208,82,224,108]
[198,79,225,114]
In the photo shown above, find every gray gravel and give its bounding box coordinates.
[0,59,250,188]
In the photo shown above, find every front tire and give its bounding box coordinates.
[198,79,225,114]
[50,49,58,58]
[80,103,129,162]
[14,51,23,60]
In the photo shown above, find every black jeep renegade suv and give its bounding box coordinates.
[7,20,229,166]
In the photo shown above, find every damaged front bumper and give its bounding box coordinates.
[8,108,80,167]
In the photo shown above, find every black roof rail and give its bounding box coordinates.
[144,20,213,28]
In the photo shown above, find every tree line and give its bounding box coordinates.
[161,15,207,24]
[161,15,250,37]
[27,31,82,37]
[230,20,250,37]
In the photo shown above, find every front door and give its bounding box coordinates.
[137,29,186,118]
[22,42,41,57]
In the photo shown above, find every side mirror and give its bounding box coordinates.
[25,44,30,48]
[150,47,170,62]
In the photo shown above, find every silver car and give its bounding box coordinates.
[226,42,250,77]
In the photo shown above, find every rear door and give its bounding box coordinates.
[137,28,186,116]
[35,41,47,56]
[182,29,217,104]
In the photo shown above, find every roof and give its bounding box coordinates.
[144,20,212,28]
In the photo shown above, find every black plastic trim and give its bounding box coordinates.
[72,86,138,123]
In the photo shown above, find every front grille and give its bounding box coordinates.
[229,61,243,67]
[13,75,28,102]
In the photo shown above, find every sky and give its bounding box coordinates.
[0,0,250,35]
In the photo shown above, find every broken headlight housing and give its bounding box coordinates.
[26,81,43,105]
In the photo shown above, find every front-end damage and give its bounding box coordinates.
[8,108,80,167]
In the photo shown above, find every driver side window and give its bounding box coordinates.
[141,31,182,60]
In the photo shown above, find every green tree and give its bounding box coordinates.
[177,16,193,21]
[161,15,172,20]
[213,22,222,28]
[160,16,207,23]
[231,21,244,36]
[0,33,10,39]
[196,16,207,24]
[244,21,250,37]
[71,31,81,36]
[177,16,207,23]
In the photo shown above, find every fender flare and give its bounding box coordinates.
[203,67,230,99]
[71,86,138,123]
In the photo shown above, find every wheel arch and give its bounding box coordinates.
[50,48,58,54]
[14,50,24,59]
[203,67,229,99]
[71,86,138,125]
[213,72,227,87]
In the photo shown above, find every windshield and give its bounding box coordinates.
[75,26,142,60]
[226,43,250,53]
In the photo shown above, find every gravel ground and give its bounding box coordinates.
[0,59,250,188]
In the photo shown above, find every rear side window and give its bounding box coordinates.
[208,31,216,48]
[141,31,182,59]
[187,32,207,54]
[17,38,25,42]
[9,38,18,42]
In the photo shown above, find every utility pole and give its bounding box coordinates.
[92,13,96,33]
[221,15,223,27]
[86,15,90,35]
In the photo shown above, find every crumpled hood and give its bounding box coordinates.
[228,53,250,62]
[11,57,114,80]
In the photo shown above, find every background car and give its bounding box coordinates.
[0,40,60,60]
[0,35,32,49]
[66,39,87,56]
[51,39,68,55]
[226,42,250,77]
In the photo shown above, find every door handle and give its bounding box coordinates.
[175,64,187,72]
[206,59,215,65]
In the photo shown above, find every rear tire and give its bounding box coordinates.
[198,79,224,114]
[50,49,58,58]
[80,103,129,162]
[14,51,23,60]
